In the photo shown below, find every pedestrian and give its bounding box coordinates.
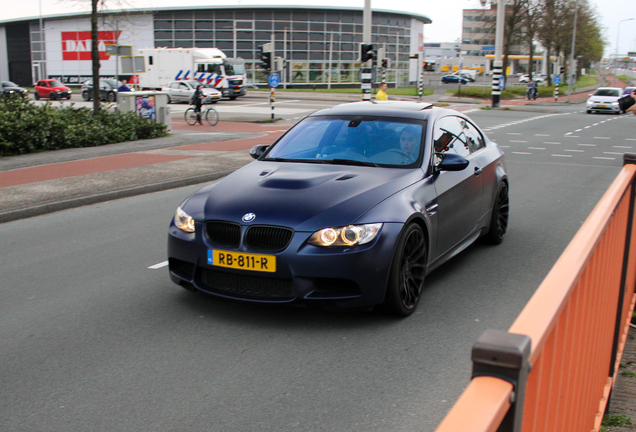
[628,90,636,116]
[118,79,131,92]
[376,82,389,101]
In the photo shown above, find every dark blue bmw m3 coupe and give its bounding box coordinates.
[168,101,509,316]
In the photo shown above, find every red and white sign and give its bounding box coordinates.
[62,31,121,61]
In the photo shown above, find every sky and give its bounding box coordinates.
[4,0,636,57]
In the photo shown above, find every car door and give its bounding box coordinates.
[431,115,484,257]
[178,82,190,102]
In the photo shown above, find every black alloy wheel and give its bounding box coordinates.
[82,91,91,101]
[484,181,509,244]
[384,223,427,317]
[49,92,58,100]
[34,92,40,100]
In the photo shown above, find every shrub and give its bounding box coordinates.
[0,96,169,157]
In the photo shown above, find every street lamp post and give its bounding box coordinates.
[615,18,635,85]
[566,0,579,102]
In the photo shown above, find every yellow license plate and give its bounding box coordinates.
[234,89,241,93]
[598,104,606,108]
[208,250,276,272]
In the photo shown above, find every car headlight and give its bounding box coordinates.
[174,206,195,233]
[308,223,382,247]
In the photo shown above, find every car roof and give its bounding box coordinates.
[595,87,622,91]
[307,101,456,120]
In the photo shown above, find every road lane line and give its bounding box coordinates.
[544,142,561,144]
[149,261,169,269]
[512,152,532,155]
[528,147,546,150]
[565,135,580,138]
[594,157,615,160]
[510,140,528,143]
[578,144,596,147]
[627,138,636,141]
[552,154,572,157]
[564,149,584,152]
[603,152,624,155]
[614,146,632,148]
[535,134,550,136]
[594,137,611,139]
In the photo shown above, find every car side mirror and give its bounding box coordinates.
[250,144,269,159]
[437,152,469,171]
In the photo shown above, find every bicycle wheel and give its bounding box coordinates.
[184,108,198,125]
[205,107,219,126]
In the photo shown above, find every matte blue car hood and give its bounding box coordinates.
[185,161,423,231]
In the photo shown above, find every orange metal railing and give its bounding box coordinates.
[435,157,636,432]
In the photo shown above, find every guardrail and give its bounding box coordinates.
[435,154,636,432]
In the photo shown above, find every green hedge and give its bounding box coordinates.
[0,96,169,157]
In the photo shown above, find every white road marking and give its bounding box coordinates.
[564,149,584,152]
[510,140,528,143]
[614,146,632,149]
[577,144,596,147]
[528,147,546,150]
[552,154,572,157]
[604,152,625,155]
[544,142,561,145]
[594,137,611,140]
[512,152,532,155]
[534,134,550,136]
[565,135,580,138]
[626,138,636,141]
[594,157,616,160]
[148,261,169,269]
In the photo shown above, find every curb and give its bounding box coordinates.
[0,170,235,224]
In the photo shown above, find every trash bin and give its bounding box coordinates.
[117,91,170,129]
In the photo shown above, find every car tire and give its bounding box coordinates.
[82,91,91,101]
[484,181,509,245]
[34,92,40,100]
[383,223,427,317]
[107,92,116,102]
[166,95,172,104]
[587,110,592,114]
[210,100,217,104]
[50,93,58,100]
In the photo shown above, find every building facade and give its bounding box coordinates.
[0,6,431,87]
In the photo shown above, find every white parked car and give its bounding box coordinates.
[161,80,221,104]
[586,87,622,114]
[519,74,545,83]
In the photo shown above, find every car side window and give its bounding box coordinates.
[462,119,485,153]
[179,83,189,89]
[433,116,470,158]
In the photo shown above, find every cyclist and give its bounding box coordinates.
[526,80,537,101]
[190,84,205,125]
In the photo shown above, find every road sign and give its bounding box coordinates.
[553,76,562,85]
[498,76,505,90]
[268,73,280,88]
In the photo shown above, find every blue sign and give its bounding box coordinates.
[268,73,280,88]
[498,76,506,90]
[482,46,495,51]
[553,76,562,85]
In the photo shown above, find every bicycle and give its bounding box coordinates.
[184,105,219,126]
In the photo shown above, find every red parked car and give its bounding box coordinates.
[34,79,72,100]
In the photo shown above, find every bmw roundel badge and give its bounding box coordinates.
[242,213,256,223]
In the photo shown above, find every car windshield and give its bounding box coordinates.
[49,80,64,87]
[594,89,620,97]
[224,59,245,75]
[186,80,201,88]
[264,116,426,168]
[103,79,121,88]
[3,81,18,87]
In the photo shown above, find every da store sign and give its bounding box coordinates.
[62,31,121,61]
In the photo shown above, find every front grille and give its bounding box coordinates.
[206,222,241,248]
[245,226,294,251]
[229,79,243,86]
[201,268,294,299]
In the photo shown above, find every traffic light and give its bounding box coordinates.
[560,66,565,74]
[258,43,272,71]
[360,44,374,63]
[423,61,428,69]
[382,58,391,69]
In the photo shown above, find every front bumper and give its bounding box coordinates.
[587,102,620,113]
[167,220,403,309]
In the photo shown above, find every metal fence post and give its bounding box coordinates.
[471,330,532,432]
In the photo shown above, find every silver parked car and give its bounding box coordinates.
[161,80,221,104]
[586,87,622,114]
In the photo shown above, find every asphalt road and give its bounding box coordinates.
[0,105,630,431]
